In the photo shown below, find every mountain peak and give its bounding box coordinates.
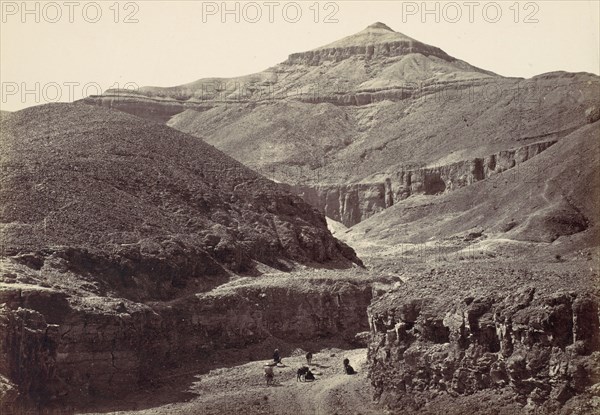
[311,23,417,51]
[283,21,458,65]
[366,22,394,31]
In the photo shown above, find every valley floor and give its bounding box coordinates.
[6,236,597,415]
[81,348,384,415]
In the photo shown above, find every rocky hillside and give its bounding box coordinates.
[0,103,365,410]
[85,22,494,121]
[344,120,600,255]
[0,104,360,291]
[367,265,600,414]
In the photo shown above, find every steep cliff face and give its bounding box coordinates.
[288,140,556,227]
[0,266,393,411]
[284,22,455,66]
[288,183,390,228]
[367,268,600,414]
[389,139,556,198]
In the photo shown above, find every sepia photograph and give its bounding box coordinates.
[1,1,599,414]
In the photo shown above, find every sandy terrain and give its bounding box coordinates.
[81,349,385,415]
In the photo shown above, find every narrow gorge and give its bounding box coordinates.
[0,266,396,411]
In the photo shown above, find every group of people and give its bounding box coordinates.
[263,349,356,385]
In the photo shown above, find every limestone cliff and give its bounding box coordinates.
[288,140,556,227]
[367,268,600,414]
[284,41,454,66]
[0,265,394,410]
[287,182,390,228]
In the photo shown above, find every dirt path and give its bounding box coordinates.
[83,349,386,415]
[270,349,384,415]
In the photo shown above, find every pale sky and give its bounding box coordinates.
[1,1,599,111]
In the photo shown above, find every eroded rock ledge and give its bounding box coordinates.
[289,140,556,227]
[81,77,494,124]
[367,269,600,414]
[0,265,395,412]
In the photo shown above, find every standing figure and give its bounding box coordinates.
[273,348,282,364]
[306,351,313,366]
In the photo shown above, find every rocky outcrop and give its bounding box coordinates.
[288,182,391,228]
[0,273,393,411]
[289,140,556,227]
[389,140,556,199]
[284,40,454,66]
[586,106,600,124]
[367,270,600,414]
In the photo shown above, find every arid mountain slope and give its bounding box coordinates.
[86,22,494,116]
[0,103,360,300]
[0,103,367,411]
[84,24,600,233]
[167,71,598,180]
[344,120,600,254]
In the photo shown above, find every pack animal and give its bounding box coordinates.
[297,366,309,382]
